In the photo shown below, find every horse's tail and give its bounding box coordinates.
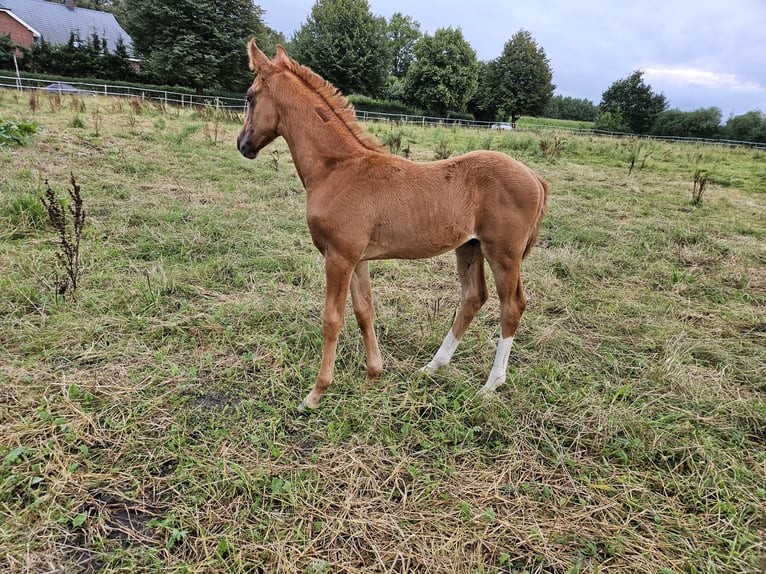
[522,174,549,260]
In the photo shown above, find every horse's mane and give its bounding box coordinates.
[274,51,385,154]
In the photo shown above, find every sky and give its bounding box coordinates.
[256,0,766,119]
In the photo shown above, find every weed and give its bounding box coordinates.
[69,95,86,114]
[40,174,86,300]
[0,118,37,146]
[169,123,203,145]
[28,90,38,114]
[433,138,452,159]
[91,106,103,136]
[68,116,85,129]
[126,111,138,133]
[539,135,566,161]
[46,91,62,112]
[193,102,240,124]
[129,97,144,114]
[627,140,650,175]
[692,169,709,206]
[383,130,403,155]
[203,121,222,145]
[381,130,411,157]
[152,99,168,114]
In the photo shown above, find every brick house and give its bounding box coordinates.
[0,0,132,53]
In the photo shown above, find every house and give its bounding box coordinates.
[0,0,132,53]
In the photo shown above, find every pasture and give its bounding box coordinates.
[1,89,764,573]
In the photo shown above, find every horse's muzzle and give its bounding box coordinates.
[237,131,259,159]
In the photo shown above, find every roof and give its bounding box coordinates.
[0,0,132,52]
[0,7,41,39]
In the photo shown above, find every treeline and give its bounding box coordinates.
[651,108,766,143]
[544,93,766,143]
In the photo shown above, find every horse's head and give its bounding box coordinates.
[237,41,284,159]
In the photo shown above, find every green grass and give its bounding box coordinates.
[515,116,595,131]
[1,87,765,573]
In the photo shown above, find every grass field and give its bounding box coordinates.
[1,90,765,573]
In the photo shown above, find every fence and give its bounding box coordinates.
[0,74,245,110]
[358,109,766,150]
[2,75,764,150]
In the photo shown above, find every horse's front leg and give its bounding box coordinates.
[350,261,383,382]
[299,252,355,410]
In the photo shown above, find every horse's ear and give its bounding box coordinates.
[275,44,290,64]
[248,39,271,72]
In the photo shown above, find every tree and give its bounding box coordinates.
[123,0,272,93]
[404,27,478,117]
[100,37,138,81]
[81,1,129,25]
[724,110,766,143]
[544,95,597,122]
[289,0,390,98]
[651,107,722,139]
[51,32,98,78]
[387,12,420,78]
[471,29,554,125]
[469,61,492,120]
[598,70,667,134]
[76,0,125,11]
[686,107,721,138]
[0,34,18,71]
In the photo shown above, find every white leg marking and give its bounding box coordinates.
[480,335,514,394]
[420,330,460,373]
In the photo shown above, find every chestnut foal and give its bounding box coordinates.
[237,42,548,409]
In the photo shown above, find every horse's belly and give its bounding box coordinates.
[363,227,476,260]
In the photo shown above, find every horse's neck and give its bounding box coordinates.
[278,95,368,189]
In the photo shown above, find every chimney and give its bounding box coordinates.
[65,0,75,10]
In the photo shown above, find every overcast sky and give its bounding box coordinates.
[256,0,765,118]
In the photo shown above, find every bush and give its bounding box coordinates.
[0,119,38,147]
[593,109,630,133]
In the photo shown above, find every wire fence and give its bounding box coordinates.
[2,75,764,150]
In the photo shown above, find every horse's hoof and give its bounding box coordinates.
[479,378,505,396]
[419,364,438,375]
[297,401,312,413]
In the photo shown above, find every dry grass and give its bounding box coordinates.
[1,89,765,572]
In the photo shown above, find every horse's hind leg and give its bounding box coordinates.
[350,261,383,381]
[422,240,488,372]
[481,254,526,393]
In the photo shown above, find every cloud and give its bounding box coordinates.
[644,67,763,94]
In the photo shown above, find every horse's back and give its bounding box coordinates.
[448,150,546,214]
